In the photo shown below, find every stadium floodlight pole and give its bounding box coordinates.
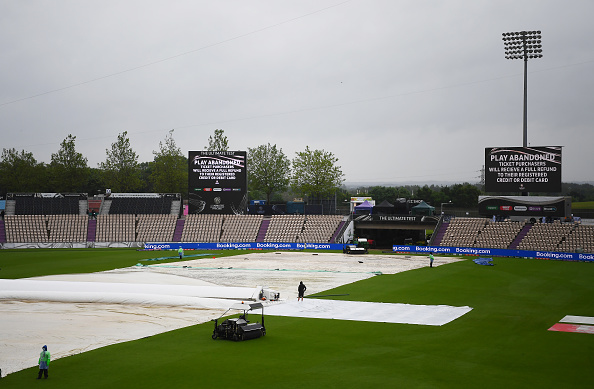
[502,30,543,147]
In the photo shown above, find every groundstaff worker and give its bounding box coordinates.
[37,345,50,379]
[298,281,306,301]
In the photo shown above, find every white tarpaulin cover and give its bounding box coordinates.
[263,299,472,326]
[0,279,259,309]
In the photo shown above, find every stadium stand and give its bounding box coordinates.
[473,220,526,249]
[136,214,177,242]
[438,217,488,248]
[2,191,591,252]
[181,214,224,242]
[558,224,594,253]
[5,215,49,243]
[95,214,135,242]
[517,220,575,252]
[48,215,88,242]
[220,215,264,242]
[297,215,343,243]
[436,216,593,253]
[264,215,305,242]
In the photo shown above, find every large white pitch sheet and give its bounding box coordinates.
[0,279,259,309]
[264,299,472,326]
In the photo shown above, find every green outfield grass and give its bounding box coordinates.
[1,251,594,388]
[572,201,594,210]
[0,248,248,279]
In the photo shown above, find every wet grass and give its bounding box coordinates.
[0,248,247,279]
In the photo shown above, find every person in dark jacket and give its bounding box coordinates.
[298,281,306,301]
[37,345,50,379]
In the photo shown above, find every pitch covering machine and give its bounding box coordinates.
[211,302,266,341]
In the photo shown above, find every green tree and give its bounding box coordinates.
[82,168,106,196]
[139,162,155,193]
[205,129,228,151]
[247,143,290,203]
[49,134,89,192]
[449,183,482,208]
[369,186,403,204]
[414,185,435,205]
[0,148,46,195]
[151,130,188,194]
[291,146,344,199]
[99,131,141,192]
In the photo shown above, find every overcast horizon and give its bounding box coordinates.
[2,1,593,186]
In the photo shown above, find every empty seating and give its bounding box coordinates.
[517,220,574,252]
[297,215,343,243]
[95,214,135,242]
[558,224,594,253]
[4,215,49,243]
[264,215,305,242]
[181,214,224,242]
[220,215,263,242]
[4,207,592,253]
[47,215,88,242]
[439,217,488,247]
[136,214,177,242]
[473,220,525,249]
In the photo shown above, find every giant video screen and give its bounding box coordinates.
[188,151,247,214]
[485,146,562,193]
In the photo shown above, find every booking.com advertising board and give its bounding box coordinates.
[145,242,345,251]
[392,245,594,262]
[143,242,593,262]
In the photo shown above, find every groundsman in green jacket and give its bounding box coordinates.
[37,345,50,379]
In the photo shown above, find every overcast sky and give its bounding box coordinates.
[1,0,593,186]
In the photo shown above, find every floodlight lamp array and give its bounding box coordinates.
[502,30,543,60]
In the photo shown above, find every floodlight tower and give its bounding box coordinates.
[502,30,543,147]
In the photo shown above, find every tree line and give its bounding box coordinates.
[0,130,345,203]
[2,129,592,207]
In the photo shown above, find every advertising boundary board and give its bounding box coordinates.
[392,245,594,262]
[144,242,594,262]
[145,242,345,251]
